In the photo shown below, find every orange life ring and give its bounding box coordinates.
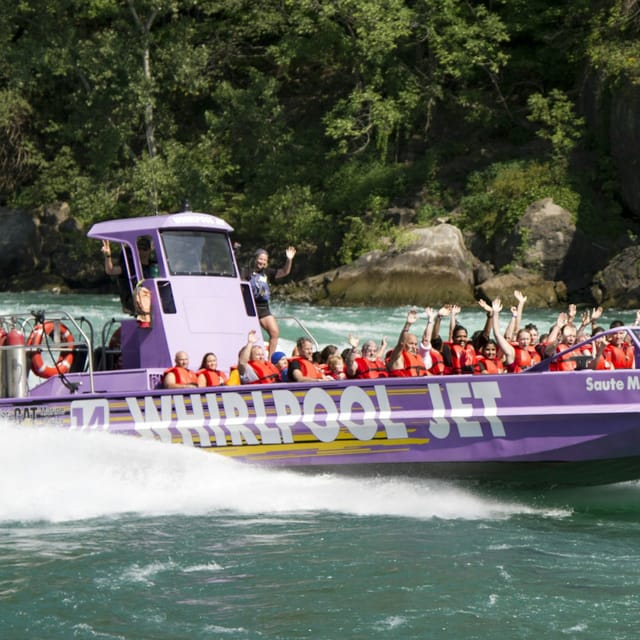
[27,321,75,378]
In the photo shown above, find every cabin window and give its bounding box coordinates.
[241,282,257,317]
[160,230,236,277]
[157,281,177,314]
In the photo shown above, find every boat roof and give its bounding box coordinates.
[88,211,233,240]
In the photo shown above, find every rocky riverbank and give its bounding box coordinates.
[1,200,639,309]
[278,197,640,308]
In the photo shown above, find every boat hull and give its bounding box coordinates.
[288,458,640,488]
[4,369,640,487]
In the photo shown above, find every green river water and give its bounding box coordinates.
[1,292,639,640]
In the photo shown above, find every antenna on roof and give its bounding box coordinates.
[183,199,191,213]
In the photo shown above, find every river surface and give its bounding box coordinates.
[1,292,639,639]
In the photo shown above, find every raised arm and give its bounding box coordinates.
[490,298,515,366]
[102,240,122,276]
[477,299,493,342]
[503,291,524,341]
[387,309,418,372]
[546,311,568,347]
[376,335,388,359]
[275,246,296,279]
[576,309,591,340]
[422,307,438,346]
[431,305,450,343]
[238,330,258,372]
[345,333,360,377]
[448,305,461,342]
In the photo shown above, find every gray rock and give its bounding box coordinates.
[0,208,38,273]
[475,266,564,307]
[592,246,640,307]
[288,224,476,306]
[516,198,607,290]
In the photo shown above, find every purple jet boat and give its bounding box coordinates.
[2,209,640,487]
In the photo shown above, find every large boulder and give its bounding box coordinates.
[475,266,566,307]
[0,204,104,291]
[591,246,640,307]
[284,224,476,306]
[0,208,38,274]
[515,198,608,292]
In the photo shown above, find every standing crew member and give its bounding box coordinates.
[244,246,296,357]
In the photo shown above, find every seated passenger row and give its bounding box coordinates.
[162,293,640,388]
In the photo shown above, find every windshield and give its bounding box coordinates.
[160,230,237,277]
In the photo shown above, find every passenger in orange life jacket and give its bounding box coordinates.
[163,351,199,389]
[523,322,539,346]
[537,310,569,361]
[474,339,505,374]
[507,328,541,372]
[483,298,520,372]
[436,304,476,375]
[288,337,332,381]
[471,300,495,354]
[343,338,362,378]
[602,321,635,369]
[197,352,228,387]
[347,333,389,379]
[326,354,347,380]
[312,343,338,376]
[238,330,282,384]
[342,335,361,377]
[587,333,614,371]
[549,323,587,372]
[499,289,546,365]
[387,309,429,377]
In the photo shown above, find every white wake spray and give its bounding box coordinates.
[0,421,567,523]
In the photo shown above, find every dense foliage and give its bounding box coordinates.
[1,0,638,273]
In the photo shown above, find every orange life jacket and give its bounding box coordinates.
[549,344,581,372]
[163,366,198,386]
[354,357,388,379]
[474,356,504,374]
[248,359,281,384]
[604,343,634,369]
[389,351,427,377]
[444,342,476,375]
[593,353,614,370]
[427,349,445,375]
[513,347,532,371]
[289,357,324,380]
[197,368,227,386]
[508,345,541,373]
